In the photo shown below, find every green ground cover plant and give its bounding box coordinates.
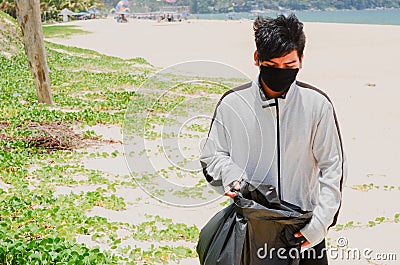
[42,25,90,39]
[0,22,201,263]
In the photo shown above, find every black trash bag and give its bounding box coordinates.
[197,182,313,265]
[196,203,247,265]
[238,182,313,265]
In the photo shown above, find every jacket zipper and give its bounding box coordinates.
[275,98,282,201]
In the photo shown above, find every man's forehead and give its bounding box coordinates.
[267,50,300,63]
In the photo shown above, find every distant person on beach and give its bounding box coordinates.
[201,13,346,264]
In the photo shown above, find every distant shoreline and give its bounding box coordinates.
[194,7,400,13]
[190,9,400,26]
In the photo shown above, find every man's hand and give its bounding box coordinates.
[294,232,310,247]
[224,180,240,198]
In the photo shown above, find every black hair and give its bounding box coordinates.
[253,13,306,62]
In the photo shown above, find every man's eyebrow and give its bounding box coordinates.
[284,60,297,65]
[266,60,297,65]
[266,60,278,64]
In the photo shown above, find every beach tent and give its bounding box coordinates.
[73,11,91,20]
[59,8,75,22]
[88,7,101,18]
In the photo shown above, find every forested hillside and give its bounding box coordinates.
[106,0,400,13]
[1,0,399,17]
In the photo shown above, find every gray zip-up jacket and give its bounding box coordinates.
[200,77,347,247]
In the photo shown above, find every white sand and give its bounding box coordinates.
[47,17,400,264]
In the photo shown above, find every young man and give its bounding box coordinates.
[200,14,346,264]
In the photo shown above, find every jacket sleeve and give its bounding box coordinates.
[300,103,347,247]
[200,103,248,192]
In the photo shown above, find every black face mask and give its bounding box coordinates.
[259,65,299,93]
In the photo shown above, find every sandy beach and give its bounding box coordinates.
[47,17,400,264]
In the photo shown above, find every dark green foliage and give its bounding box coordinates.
[0,237,118,264]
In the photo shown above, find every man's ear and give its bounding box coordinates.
[254,51,259,66]
[299,54,304,69]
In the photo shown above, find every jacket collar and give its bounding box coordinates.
[255,74,296,108]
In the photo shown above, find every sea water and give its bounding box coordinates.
[194,9,400,26]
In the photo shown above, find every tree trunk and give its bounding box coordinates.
[15,0,53,105]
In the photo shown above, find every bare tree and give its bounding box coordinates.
[15,0,53,105]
